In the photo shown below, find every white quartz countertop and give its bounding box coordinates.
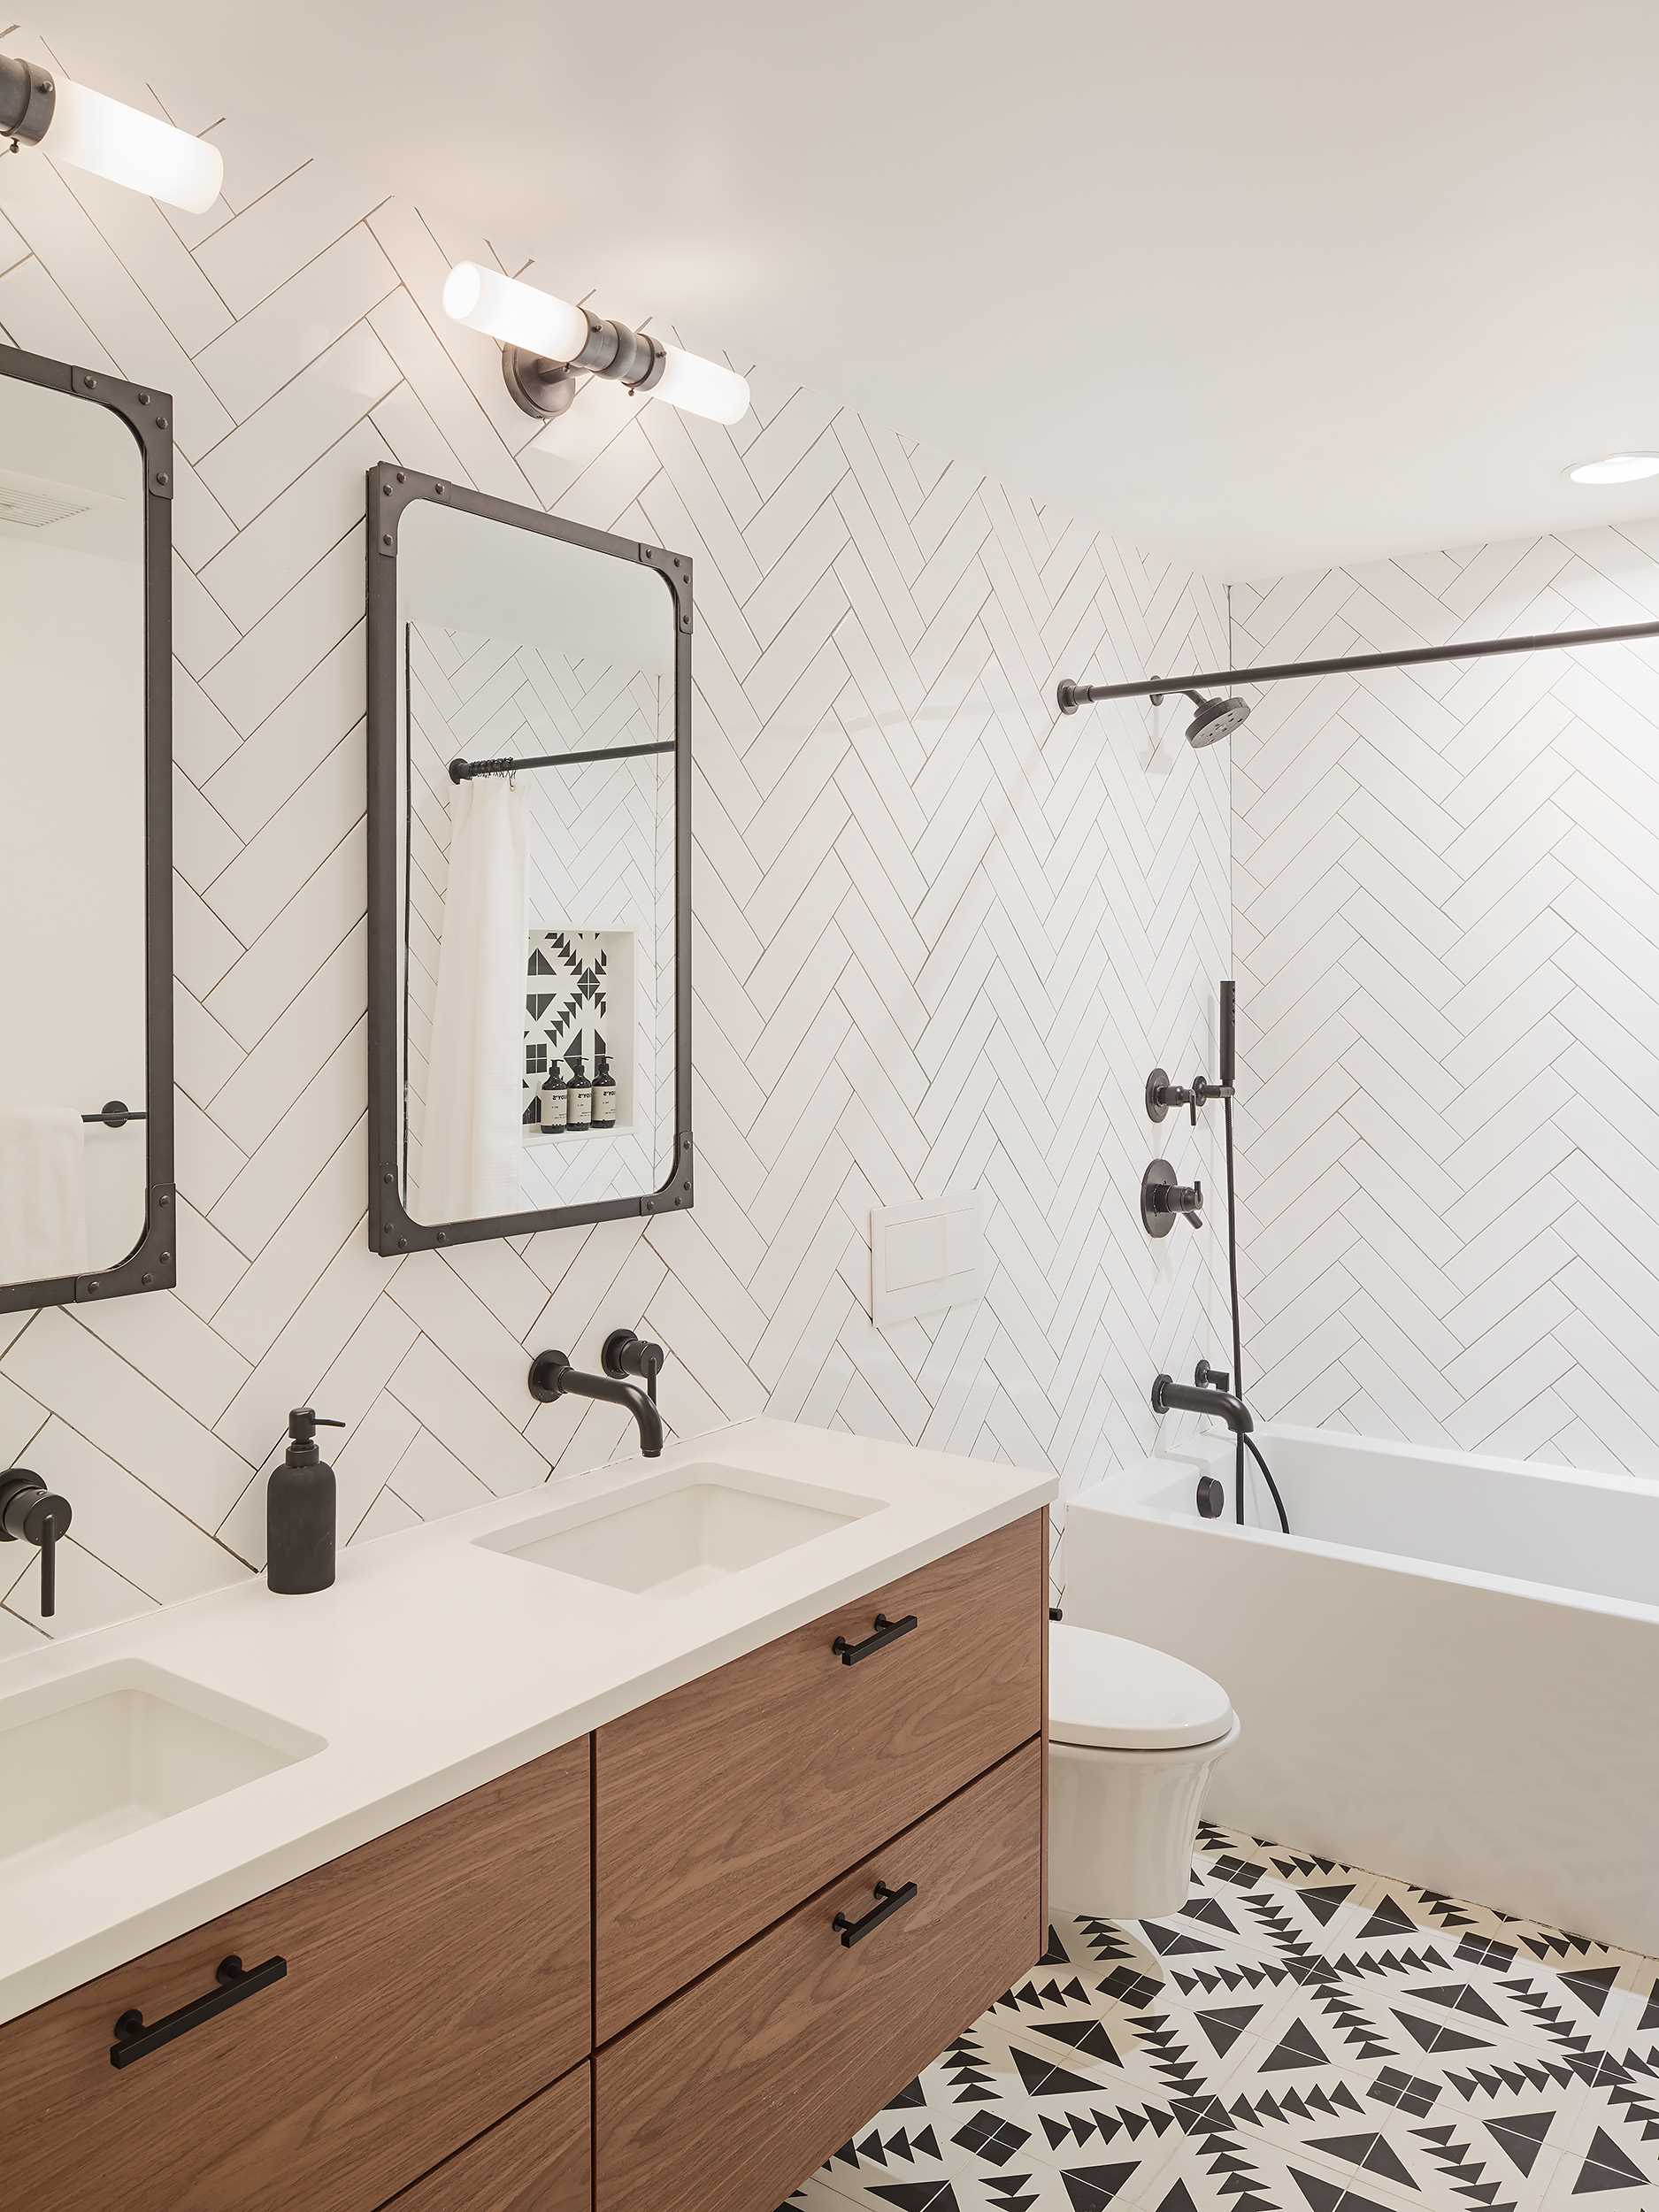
[0,1418,1054,2028]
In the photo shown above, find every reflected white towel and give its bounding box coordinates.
[420,776,528,1223]
[0,1109,88,1283]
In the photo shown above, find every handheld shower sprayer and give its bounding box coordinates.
[1219,977,1236,1091]
[1212,979,1289,1536]
[1146,980,1236,1129]
[1142,980,1291,1536]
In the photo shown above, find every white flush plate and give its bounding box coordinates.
[870,1192,986,1327]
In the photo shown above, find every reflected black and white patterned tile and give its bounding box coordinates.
[803,1825,1659,2212]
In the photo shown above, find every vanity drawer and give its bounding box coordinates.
[0,1740,590,2212]
[595,1509,1044,2037]
[595,1738,1042,2212]
[380,2063,589,2212]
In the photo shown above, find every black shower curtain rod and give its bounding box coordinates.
[448,739,674,783]
[1056,614,1659,713]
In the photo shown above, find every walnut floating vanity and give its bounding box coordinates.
[0,1423,1052,2212]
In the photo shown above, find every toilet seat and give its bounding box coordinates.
[1050,1624,1233,1753]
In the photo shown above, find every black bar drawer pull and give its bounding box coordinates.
[110,1954,287,2068]
[833,1880,918,1948]
[832,1611,918,1665]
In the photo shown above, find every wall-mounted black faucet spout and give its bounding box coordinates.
[528,1339,668,1457]
[1151,1372,1254,1436]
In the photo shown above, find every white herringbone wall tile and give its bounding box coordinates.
[0,26,1230,1646]
[1230,526,1659,1477]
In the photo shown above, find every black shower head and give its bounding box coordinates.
[1155,688,1251,747]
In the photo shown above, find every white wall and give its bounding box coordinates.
[1231,525,1659,1475]
[0,20,1228,1646]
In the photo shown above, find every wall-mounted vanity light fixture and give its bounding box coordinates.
[0,52,223,211]
[442,262,751,428]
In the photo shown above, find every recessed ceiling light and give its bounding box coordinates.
[1565,452,1659,486]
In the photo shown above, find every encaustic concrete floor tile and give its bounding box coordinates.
[795,1823,1658,2212]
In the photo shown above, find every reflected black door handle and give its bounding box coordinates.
[831,1612,918,1665]
[833,1881,918,1947]
[110,1954,287,2068]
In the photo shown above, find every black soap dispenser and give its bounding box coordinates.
[267,1408,344,1594]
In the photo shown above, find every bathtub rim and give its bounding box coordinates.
[1074,1425,1659,1628]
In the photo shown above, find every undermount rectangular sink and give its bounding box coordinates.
[0,1661,325,1881]
[477,1463,881,1596]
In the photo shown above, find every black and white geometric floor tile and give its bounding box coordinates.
[779,1821,1659,2212]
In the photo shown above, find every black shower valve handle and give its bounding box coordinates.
[1155,1176,1203,1228]
[1187,1073,1236,1126]
[1141,1159,1203,1236]
[1164,1179,1204,1224]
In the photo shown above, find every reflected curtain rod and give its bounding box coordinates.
[1056,615,1659,714]
[448,739,674,783]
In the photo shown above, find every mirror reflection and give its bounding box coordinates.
[396,498,678,1227]
[0,370,148,1288]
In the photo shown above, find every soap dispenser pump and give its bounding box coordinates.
[267,1408,344,1594]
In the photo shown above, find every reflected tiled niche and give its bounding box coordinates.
[524,928,611,1127]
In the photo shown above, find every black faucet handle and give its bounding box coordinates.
[603,1329,666,1399]
[0,1470,71,1543]
[1194,1359,1231,1391]
[39,1511,57,1618]
[0,1471,73,1620]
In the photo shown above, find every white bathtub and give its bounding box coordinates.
[1064,1425,1659,1954]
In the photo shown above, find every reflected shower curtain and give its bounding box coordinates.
[420,775,527,1223]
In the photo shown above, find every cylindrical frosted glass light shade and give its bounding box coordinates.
[442,263,590,364]
[50,80,223,213]
[650,345,750,426]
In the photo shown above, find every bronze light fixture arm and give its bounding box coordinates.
[502,310,667,423]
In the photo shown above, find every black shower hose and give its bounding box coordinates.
[1223,1091,1290,1534]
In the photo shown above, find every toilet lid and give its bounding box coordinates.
[1049,1624,1234,1751]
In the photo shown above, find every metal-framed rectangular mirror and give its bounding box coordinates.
[366,465,693,1256]
[0,343,175,1314]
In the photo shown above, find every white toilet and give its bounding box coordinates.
[1048,1623,1240,1919]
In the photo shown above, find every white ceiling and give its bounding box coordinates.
[42,0,1659,578]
